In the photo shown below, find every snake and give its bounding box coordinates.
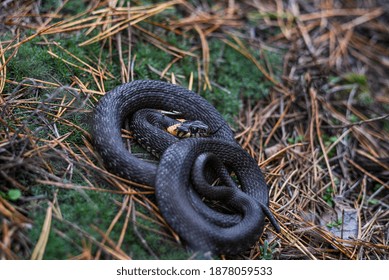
[91,80,280,254]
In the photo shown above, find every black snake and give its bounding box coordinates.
[91,80,280,254]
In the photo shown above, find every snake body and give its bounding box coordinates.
[91,80,279,254]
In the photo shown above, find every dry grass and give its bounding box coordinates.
[1,0,388,259]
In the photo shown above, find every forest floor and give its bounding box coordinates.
[1,0,388,260]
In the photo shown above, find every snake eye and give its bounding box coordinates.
[187,120,209,137]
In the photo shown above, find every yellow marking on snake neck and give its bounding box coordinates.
[166,123,181,137]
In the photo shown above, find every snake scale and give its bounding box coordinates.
[91,80,280,254]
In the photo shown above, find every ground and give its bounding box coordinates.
[0,0,388,260]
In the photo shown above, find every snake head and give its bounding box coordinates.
[174,120,209,138]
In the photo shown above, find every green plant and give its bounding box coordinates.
[343,72,368,87]
[259,240,277,260]
[367,199,379,205]
[322,187,334,207]
[326,218,342,229]
[322,135,338,147]
[287,135,304,144]
[0,189,22,201]
[321,134,338,157]
[348,114,359,123]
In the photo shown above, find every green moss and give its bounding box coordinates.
[28,180,191,259]
[343,72,368,87]
[6,34,119,93]
[40,0,88,15]
[28,186,118,259]
[8,39,58,83]
[205,40,281,123]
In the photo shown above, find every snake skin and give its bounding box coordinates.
[91,80,279,254]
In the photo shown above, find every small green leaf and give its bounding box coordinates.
[349,114,359,123]
[368,199,379,205]
[7,189,22,201]
[287,135,304,144]
[323,187,335,207]
[326,219,342,229]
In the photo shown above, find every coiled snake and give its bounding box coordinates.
[91,80,280,254]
